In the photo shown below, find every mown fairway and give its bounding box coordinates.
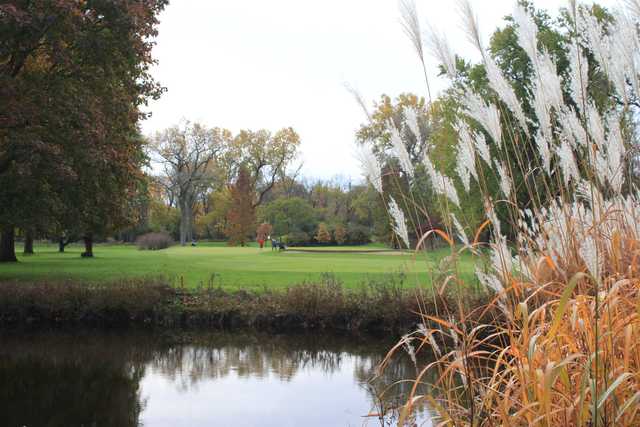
[0,242,475,291]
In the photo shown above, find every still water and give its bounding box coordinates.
[0,330,433,427]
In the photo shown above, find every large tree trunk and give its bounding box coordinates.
[23,230,34,255]
[58,235,72,252]
[82,234,93,258]
[187,211,193,243]
[179,198,193,246]
[179,206,188,246]
[0,226,17,262]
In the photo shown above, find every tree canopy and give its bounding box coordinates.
[0,0,167,260]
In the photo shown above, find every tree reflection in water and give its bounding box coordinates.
[0,330,434,426]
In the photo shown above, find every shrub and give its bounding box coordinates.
[314,223,331,244]
[334,223,347,244]
[346,224,370,245]
[283,231,310,246]
[0,279,173,325]
[135,232,173,250]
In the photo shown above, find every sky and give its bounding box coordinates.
[141,0,616,181]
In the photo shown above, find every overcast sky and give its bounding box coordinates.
[141,0,616,181]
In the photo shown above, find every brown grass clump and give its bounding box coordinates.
[387,264,640,426]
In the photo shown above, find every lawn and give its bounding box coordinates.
[0,242,476,291]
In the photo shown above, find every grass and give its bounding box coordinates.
[287,242,392,251]
[0,242,475,291]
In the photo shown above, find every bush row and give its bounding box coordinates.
[280,225,371,246]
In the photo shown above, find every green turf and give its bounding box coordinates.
[286,244,397,252]
[0,243,475,291]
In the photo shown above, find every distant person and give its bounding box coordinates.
[258,238,265,249]
[191,239,197,247]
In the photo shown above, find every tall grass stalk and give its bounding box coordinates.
[367,1,640,425]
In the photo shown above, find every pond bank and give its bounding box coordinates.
[0,278,490,333]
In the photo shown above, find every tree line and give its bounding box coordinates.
[137,120,389,247]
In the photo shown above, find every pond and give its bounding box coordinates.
[0,329,434,427]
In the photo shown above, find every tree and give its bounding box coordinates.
[334,224,347,245]
[23,230,33,255]
[308,181,349,225]
[356,93,430,165]
[226,167,255,247]
[315,223,332,244]
[231,128,301,208]
[116,175,153,243]
[0,228,16,262]
[67,132,149,258]
[152,122,228,246]
[260,197,316,238]
[196,189,231,240]
[57,233,76,254]
[0,0,167,260]
[149,198,180,237]
[356,94,444,245]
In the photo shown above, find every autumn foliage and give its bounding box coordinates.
[256,223,273,242]
[314,223,332,244]
[334,224,347,245]
[226,167,256,247]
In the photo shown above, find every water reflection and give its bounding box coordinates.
[0,330,434,426]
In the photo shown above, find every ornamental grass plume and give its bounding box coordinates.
[368,0,640,425]
[356,144,384,195]
[389,196,410,249]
